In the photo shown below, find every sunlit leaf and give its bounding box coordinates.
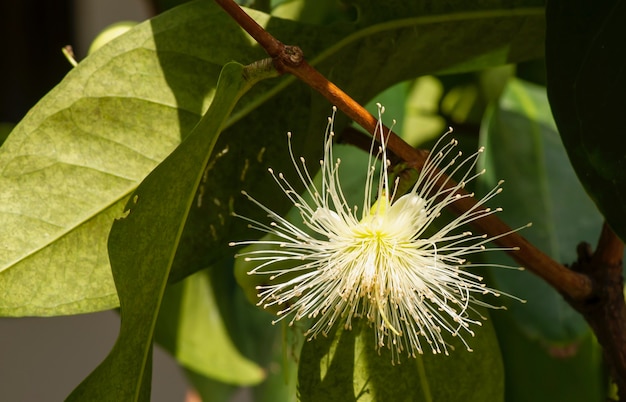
[66,61,266,401]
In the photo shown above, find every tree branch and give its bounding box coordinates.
[213,0,593,301]
[567,223,626,399]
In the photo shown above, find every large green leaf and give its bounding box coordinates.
[546,0,626,241]
[66,61,264,401]
[480,78,599,341]
[298,317,503,402]
[0,0,547,316]
[492,313,606,402]
[0,3,243,315]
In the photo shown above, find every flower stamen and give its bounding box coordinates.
[231,105,523,362]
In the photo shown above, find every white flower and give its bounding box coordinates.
[231,105,521,361]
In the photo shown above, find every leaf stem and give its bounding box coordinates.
[212,0,593,301]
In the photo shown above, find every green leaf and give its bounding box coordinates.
[66,61,266,401]
[88,21,139,55]
[298,318,503,402]
[250,327,299,402]
[0,0,547,316]
[480,78,598,341]
[493,313,606,402]
[271,0,354,23]
[311,2,545,103]
[155,269,264,385]
[0,5,225,315]
[0,2,289,316]
[363,81,410,138]
[181,328,299,402]
[402,76,447,147]
[546,1,626,241]
[176,257,298,402]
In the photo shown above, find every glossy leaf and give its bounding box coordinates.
[546,0,626,241]
[402,76,447,147]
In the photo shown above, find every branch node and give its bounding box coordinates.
[274,45,304,72]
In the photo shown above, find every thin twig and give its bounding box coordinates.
[212,0,593,301]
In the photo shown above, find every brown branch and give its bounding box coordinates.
[214,0,593,301]
[567,223,626,399]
